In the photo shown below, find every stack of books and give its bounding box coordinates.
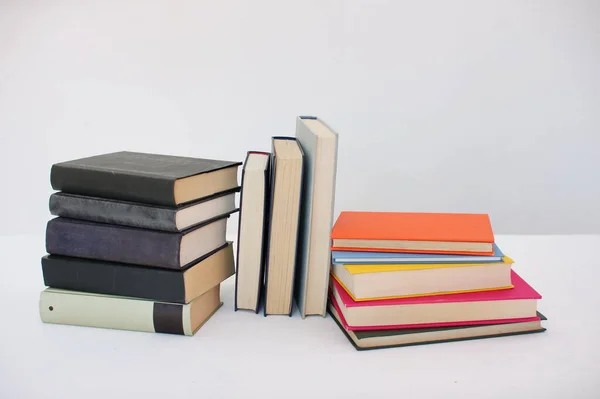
[328,211,546,350]
[39,151,242,336]
[233,116,339,318]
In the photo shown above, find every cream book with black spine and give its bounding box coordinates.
[39,285,222,336]
[294,116,339,318]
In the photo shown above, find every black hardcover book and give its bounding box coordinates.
[50,151,242,206]
[328,303,547,351]
[263,137,305,317]
[49,188,240,232]
[45,215,229,269]
[41,243,234,303]
[234,151,272,313]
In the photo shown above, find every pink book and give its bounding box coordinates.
[329,295,541,331]
[331,270,542,328]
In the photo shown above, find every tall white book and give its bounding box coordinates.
[234,151,271,313]
[294,116,339,318]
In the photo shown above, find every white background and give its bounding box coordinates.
[1,3,600,398]
[1,0,599,236]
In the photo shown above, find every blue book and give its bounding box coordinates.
[332,243,505,264]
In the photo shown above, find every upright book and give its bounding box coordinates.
[39,285,223,336]
[264,137,304,316]
[234,151,271,313]
[294,116,339,318]
[331,211,495,255]
[50,151,241,206]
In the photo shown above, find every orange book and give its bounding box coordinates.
[330,211,495,255]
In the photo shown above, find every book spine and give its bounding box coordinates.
[41,255,186,303]
[290,139,305,316]
[233,153,250,312]
[39,290,189,335]
[45,218,182,269]
[258,153,272,313]
[263,145,277,316]
[50,164,176,206]
[49,193,179,232]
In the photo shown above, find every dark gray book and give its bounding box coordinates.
[41,243,235,303]
[49,188,239,232]
[50,151,242,206]
[45,216,229,269]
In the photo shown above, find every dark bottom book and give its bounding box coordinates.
[328,301,547,351]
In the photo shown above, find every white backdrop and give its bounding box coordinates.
[1,0,599,236]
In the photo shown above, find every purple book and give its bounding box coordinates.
[45,216,229,269]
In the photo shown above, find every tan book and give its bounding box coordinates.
[263,137,304,316]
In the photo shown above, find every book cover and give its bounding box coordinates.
[333,270,541,309]
[332,243,505,265]
[42,243,234,303]
[39,286,223,336]
[340,255,513,275]
[331,211,495,255]
[329,293,540,331]
[45,216,228,269]
[294,116,339,318]
[50,151,241,206]
[49,188,240,232]
[331,257,514,302]
[234,151,272,313]
[328,301,547,351]
[331,270,541,328]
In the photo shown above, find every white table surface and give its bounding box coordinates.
[1,234,598,399]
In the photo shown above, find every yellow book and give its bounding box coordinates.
[344,256,514,275]
[331,257,514,301]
